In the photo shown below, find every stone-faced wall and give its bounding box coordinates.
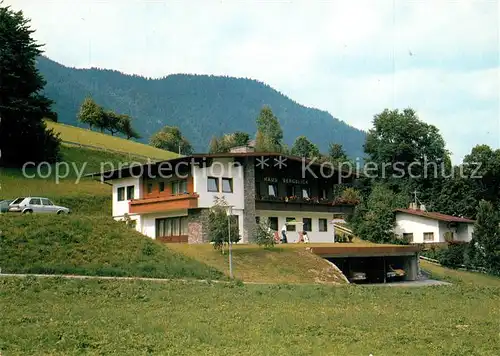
[188,209,208,243]
[243,157,257,243]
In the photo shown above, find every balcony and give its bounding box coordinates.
[129,193,199,214]
[255,195,358,214]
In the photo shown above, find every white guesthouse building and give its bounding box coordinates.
[93,150,356,244]
[395,205,475,244]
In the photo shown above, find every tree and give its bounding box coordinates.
[350,184,409,244]
[150,125,193,155]
[118,114,141,140]
[208,131,250,153]
[328,143,348,162]
[255,106,283,152]
[466,200,500,274]
[462,145,500,208]
[290,136,320,159]
[0,4,60,166]
[363,108,449,202]
[205,198,241,251]
[77,97,104,130]
[103,110,121,135]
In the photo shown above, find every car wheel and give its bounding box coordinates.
[23,210,33,214]
[57,210,65,215]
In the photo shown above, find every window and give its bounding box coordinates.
[255,216,260,224]
[117,187,125,201]
[12,197,25,205]
[403,233,414,242]
[172,180,188,195]
[303,218,312,232]
[159,182,165,192]
[286,185,295,197]
[147,183,153,194]
[222,178,233,193]
[207,177,219,192]
[423,232,434,242]
[41,198,53,206]
[319,218,328,232]
[268,217,278,231]
[126,186,135,200]
[286,217,296,231]
[302,188,310,199]
[256,183,261,197]
[29,198,41,205]
[156,217,188,237]
[268,184,278,196]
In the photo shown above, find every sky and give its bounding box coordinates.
[7,0,500,162]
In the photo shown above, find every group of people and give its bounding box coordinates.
[279,224,309,244]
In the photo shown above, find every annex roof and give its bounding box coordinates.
[395,208,475,223]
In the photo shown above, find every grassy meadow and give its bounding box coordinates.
[46,121,179,161]
[0,214,223,280]
[169,243,348,284]
[0,272,499,355]
[0,145,144,215]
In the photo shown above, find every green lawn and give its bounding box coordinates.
[0,277,499,355]
[46,121,178,161]
[0,214,223,280]
[0,145,144,215]
[169,244,348,284]
[421,260,500,287]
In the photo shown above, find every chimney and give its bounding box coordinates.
[230,145,255,153]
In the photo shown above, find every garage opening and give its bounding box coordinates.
[327,256,414,284]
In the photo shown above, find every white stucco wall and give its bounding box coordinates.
[192,158,244,210]
[395,213,440,243]
[140,210,189,239]
[110,177,142,218]
[257,210,335,243]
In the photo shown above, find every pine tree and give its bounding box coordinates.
[0,4,60,166]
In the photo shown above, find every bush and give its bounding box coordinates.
[254,222,275,248]
[437,242,468,268]
[205,206,240,251]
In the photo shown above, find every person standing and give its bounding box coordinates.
[281,223,288,243]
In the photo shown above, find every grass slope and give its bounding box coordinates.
[0,214,223,280]
[421,260,500,287]
[0,277,499,355]
[0,145,146,214]
[169,244,347,284]
[46,121,179,161]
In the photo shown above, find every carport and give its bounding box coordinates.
[310,245,420,284]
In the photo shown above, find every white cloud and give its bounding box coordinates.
[6,0,500,162]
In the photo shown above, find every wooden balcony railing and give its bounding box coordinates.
[129,193,199,214]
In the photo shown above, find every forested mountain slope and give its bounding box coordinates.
[37,56,366,157]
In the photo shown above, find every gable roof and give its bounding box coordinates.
[395,208,475,223]
[84,151,361,180]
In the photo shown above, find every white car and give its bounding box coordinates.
[8,197,71,214]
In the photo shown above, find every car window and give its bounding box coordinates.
[41,199,53,206]
[12,197,25,204]
[29,198,41,205]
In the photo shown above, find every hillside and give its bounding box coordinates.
[0,214,223,280]
[46,121,179,161]
[169,244,348,284]
[37,56,366,157]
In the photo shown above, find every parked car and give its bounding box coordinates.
[349,271,367,282]
[0,199,14,213]
[8,197,71,214]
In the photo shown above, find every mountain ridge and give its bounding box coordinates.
[37,56,366,157]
